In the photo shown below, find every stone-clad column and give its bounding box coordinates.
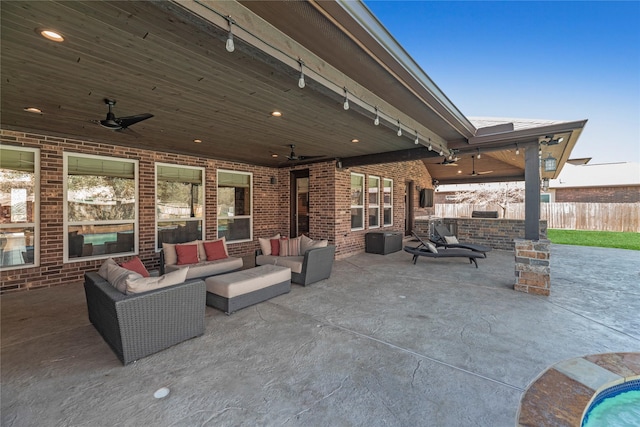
[514,238,550,295]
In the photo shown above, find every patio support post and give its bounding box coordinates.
[515,143,550,296]
[524,144,540,240]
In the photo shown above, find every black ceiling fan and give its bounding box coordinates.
[438,158,458,166]
[285,144,323,162]
[470,155,493,176]
[94,98,153,131]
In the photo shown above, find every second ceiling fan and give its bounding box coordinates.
[469,155,493,176]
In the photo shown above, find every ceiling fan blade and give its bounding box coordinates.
[477,170,493,175]
[117,113,153,128]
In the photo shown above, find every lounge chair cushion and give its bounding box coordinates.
[426,242,438,253]
[444,235,459,244]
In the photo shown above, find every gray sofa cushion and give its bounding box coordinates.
[255,254,304,274]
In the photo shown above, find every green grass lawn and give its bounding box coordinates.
[547,229,640,251]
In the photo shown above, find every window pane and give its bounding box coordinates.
[351,207,363,229]
[157,220,202,248]
[383,207,392,225]
[66,154,137,260]
[1,151,35,224]
[0,227,35,267]
[368,177,379,205]
[351,174,364,205]
[383,179,392,205]
[218,218,250,241]
[67,161,135,222]
[1,146,38,269]
[217,171,252,241]
[368,207,379,228]
[157,182,203,220]
[68,224,134,257]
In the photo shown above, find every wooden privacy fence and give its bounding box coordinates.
[435,203,640,232]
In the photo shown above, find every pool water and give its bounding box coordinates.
[582,382,640,427]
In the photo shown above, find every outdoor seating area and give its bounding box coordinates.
[2,244,638,426]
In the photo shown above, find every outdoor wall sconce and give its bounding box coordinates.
[541,177,550,192]
[270,176,277,185]
[335,159,343,170]
[543,153,557,172]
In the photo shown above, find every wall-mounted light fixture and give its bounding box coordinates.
[336,159,343,169]
[543,153,557,172]
[541,178,550,192]
[270,176,277,185]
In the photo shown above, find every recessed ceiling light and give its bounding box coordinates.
[193,139,202,143]
[38,29,64,42]
[457,170,462,174]
[24,107,42,114]
[351,138,359,143]
[271,111,282,117]
[271,154,278,158]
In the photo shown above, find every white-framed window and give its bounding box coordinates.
[217,170,252,243]
[350,173,365,230]
[64,153,138,262]
[368,175,380,228]
[156,163,205,249]
[0,146,40,269]
[383,178,393,226]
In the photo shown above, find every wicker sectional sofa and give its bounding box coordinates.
[84,271,206,365]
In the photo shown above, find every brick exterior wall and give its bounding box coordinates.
[414,217,547,251]
[1,129,434,292]
[555,186,640,203]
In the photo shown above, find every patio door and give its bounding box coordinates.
[405,181,415,236]
[290,169,309,237]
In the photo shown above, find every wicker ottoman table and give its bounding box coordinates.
[205,264,291,314]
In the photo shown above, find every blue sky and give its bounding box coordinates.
[363,1,640,164]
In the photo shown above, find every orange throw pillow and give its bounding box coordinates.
[203,240,228,261]
[175,244,199,265]
[120,256,150,277]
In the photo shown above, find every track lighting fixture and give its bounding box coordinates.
[374,108,380,126]
[397,120,402,137]
[415,131,420,145]
[298,60,305,89]
[343,88,349,110]
[225,16,235,52]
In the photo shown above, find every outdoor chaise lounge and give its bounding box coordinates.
[431,225,492,256]
[404,232,485,268]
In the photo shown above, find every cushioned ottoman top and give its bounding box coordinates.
[205,264,291,298]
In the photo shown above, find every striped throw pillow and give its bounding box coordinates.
[279,237,301,256]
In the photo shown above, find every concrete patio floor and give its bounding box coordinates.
[2,243,639,426]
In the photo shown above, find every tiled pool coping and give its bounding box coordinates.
[517,352,640,426]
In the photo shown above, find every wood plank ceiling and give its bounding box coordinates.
[1,0,585,184]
